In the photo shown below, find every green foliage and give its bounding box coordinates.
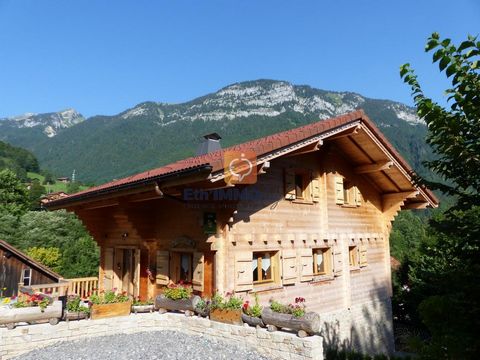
[0,210,99,278]
[28,179,46,210]
[210,292,243,310]
[89,289,129,304]
[243,294,262,318]
[400,34,480,359]
[0,140,39,180]
[162,283,193,300]
[26,247,62,273]
[0,169,29,217]
[66,296,90,315]
[324,348,410,360]
[401,33,480,209]
[270,297,306,317]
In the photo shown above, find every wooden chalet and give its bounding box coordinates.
[45,110,437,352]
[0,240,63,297]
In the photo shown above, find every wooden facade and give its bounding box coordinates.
[0,240,63,297]
[45,110,437,320]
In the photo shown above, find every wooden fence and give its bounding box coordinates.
[18,277,99,299]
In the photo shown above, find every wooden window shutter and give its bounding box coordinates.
[332,245,343,277]
[310,172,321,202]
[103,247,114,290]
[334,176,344,204]
[281,249,298,285]
[192,252,205,292]
[354,187,362,206]
[359,244,368,267]
[234,251,253,292]
[156,250,170,285]
[284,169,296,200]
[299,248,313,282]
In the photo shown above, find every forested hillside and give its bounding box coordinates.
[0,140,39,180]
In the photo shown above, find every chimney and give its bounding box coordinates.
[196,133,222,155]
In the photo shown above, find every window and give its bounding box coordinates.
[179,253,193,282]
[335,176,361,206]
[22,268,32,286]
[252,251,278,284]
[295,174,306,199]
[313,247,332,276]
[349,246,359,268]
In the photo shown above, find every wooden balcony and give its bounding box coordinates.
[19,276,99,299]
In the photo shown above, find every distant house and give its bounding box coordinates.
[40,191,69,206]
[45,110,438,354]
[57,177,70,183]
[0,240,63,297]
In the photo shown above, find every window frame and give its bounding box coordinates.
[349,245,360,269]
[312,247,333,276]
[22,268,32,286]
[252,251,279,285]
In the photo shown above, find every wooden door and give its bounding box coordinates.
[109,247,140,297]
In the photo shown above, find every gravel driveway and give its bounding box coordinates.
[14,331,271,360]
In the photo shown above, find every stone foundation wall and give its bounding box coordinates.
[319,297,394,355]
[0,312,323,360]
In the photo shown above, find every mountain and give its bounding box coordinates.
[0,109,84,149]
[0,80,431,184]
[0,140,40,180]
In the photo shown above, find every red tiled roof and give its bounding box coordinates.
[45,110,438,207]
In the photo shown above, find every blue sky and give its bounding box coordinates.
[0,0,478,118]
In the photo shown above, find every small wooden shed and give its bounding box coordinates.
[0,240,63,297]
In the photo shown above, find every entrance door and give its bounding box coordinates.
[103,247,140,297]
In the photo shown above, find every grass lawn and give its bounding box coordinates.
[27,172,89,193]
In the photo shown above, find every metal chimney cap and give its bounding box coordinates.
[203,132,222,141]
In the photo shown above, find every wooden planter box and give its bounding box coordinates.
[261,307,320,336]
[242,312,265,328]
[64,310,89,321]
[0,300,62,330]
[155,295,200,314]
[132,304,155,314]
[210,308,243,326]
[90,301,131,320]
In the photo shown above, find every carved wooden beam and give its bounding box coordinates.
[285,140,323,157]
[382,190,418,213]
[354,160,393,174]
[326,125,361,141]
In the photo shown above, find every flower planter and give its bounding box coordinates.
[242,312,265,328]
[64,310,89,322]
[155,294,201,314]
[261,307,320,336]
[90,301,131,320]
[195,306,210,318]
[210,308,243,326]
[0,300,62,330]
[132,304,155,314]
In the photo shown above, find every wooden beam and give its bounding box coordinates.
[285,140,323,157]
[354,160,393,174]
[326,125,361,141]
[403,202,429,210]
[382,190,418,213]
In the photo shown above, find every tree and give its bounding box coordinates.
[26,247,62,273]
[0,169,29,217]
[401,33,480,209]
[400,34,480,359]
[28,179,46,210]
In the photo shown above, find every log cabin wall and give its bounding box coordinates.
[0,247,60,297]
[83,198,216,300]
[226,147,392,314]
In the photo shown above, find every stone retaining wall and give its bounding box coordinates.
[0,312,324,360]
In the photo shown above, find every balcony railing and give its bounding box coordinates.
[19,277,99,299]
